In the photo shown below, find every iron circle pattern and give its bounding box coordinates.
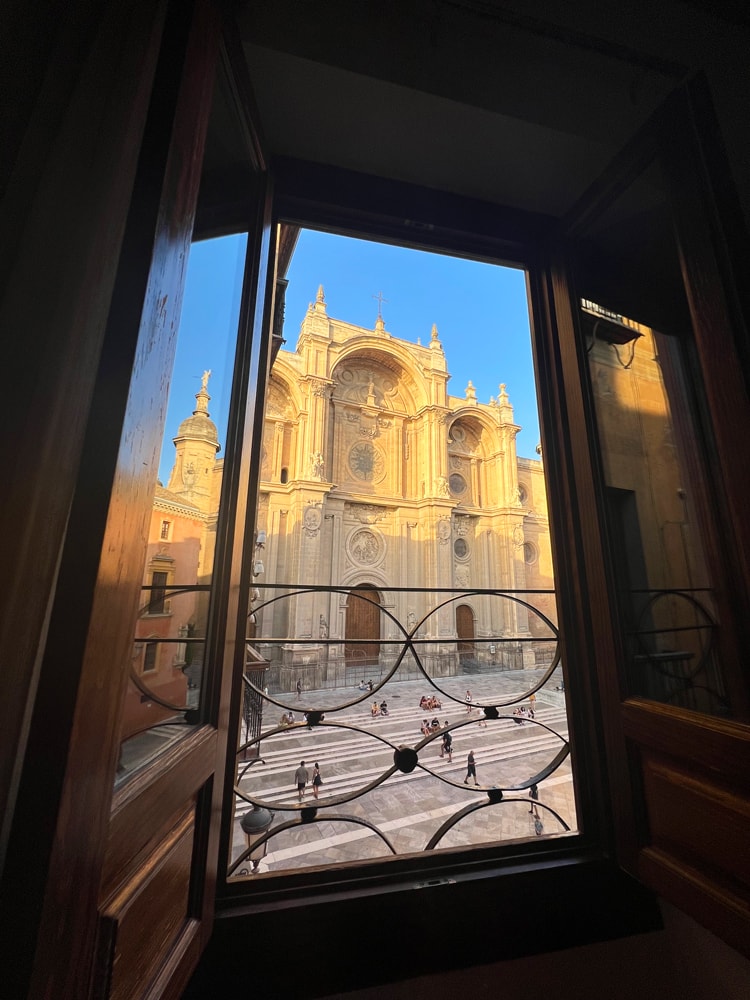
[233,584,573,877]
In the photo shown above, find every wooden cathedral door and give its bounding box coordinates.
[345,587,382,674]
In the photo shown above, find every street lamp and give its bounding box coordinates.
[240,804,274,874]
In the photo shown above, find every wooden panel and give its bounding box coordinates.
[99,809,196,1000]
[142,920,203,1000]
[622,698,750,786]
[640,754,750,891]
[638,846,750,960]
[103,727,216,900]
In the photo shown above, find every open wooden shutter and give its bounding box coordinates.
[0,3,277,997]
[544,78,750,957]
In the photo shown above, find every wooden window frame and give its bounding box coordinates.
[212,161,631,908]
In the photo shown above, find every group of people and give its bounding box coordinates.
[511,692,537,725]
[419,718,455,762]
[283,686,544,810]
[420,717,444,737]
[419,694,442,711]
[357,679,374,692]
[293,760,324,801]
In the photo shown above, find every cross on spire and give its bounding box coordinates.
[372,290,388,319]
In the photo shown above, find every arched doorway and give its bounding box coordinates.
[456,604,475,664]
[345,586,381,678]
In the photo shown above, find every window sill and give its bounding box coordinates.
[185,853,661,997]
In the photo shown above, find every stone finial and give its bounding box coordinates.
[313,285,327,313]
[430,323,439,341]
[465,380,477,401]
[497,382,514,420]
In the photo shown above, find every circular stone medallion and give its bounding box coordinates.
[348,441,385,482]
[348,528,381,564]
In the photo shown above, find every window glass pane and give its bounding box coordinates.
[578,161,731,717]
[116,232,247,786]
[229,230,578,879]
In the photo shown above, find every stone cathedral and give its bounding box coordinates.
[253,287,554,690]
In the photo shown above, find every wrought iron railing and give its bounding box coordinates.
[230,585,572,877]
[116,585,211,784]
[625,587,727,714]
[124,581,725,865]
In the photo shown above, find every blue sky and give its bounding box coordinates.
[159,230,540,483]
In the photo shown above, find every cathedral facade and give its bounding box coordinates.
[254,287,554,691]
[128,287,554,713]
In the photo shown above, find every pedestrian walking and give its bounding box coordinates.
[528,782,539,816]
[463,749,478,785]
[464,689,473,713]
[294,760,309,801]
[296,678,302,700]
[440,727,453,762]
[312,761,323,799]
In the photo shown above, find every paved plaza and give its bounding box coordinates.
[231,667,577,877]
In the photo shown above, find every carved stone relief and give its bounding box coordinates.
[348,441,386,483]
[309,378,331,398]
[347,503,389,524]
[347,527,382,565]
[333,364,402,410]
[303,505,323,537]
[266,380,294,419]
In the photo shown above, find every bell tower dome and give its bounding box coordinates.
[166,370,220,514]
